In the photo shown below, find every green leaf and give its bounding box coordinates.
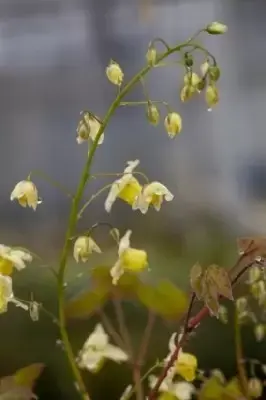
[199,376,224,400]
[190,262,204,299]
[65,285,109,319]
[222,377,242,400]
[207,265,233,300]
[90,265,141,297]
[14,363,44,387]
[136,280,188,319]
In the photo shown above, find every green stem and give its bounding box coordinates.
[235,308,250,399]
[56,38,213,399]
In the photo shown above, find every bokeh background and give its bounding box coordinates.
[1,0,266,398]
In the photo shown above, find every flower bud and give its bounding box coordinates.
[200,61,210,76]
[248,266,261,284]
[236,297,247,313]
[206,22,228,35]
[180,85,196,102]
[254,324,265,342]
[164,112,182,138]
[205,84,219,110]
[146,103,160,125]
[146,46,157,66]
[184,72,200,87]
[218,305,228,324]
[106,60,124,86]
[248,378,263,398]
[197,78,206,92]
[184,53,193,67]
[251,280,266,300]
[209,65,221,82]
[211,369,225,384]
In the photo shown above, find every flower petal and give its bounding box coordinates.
[104,344,128,363]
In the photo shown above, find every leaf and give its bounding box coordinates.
[90,265,141,297]
[136,280,188,320]
[222,377,243,400]
[207,265,233,301]
[190,262,204,299]
[202,276,220,317]
[199,376,224,400]
[14,363,44,387]
[65,285,109,319]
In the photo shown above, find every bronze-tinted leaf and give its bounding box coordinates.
[198,376,224,400]
[190,262,204,300]
[207,265,233,301]
[65,286,109,319]
[202,276,220,317]
[136,280,188,320]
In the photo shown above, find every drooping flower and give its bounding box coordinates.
[0,245,32,276]
[166,334,198,382]
[104,160,142,213]
[106,61,124,86]
[77,323,128,372]
[77,112,104,145]
[73,236,101,263]
[133,181,174,214]
[164,113,182,138]
[149,372,195,400]
[205,84,219,110]
[110,230,148,285]
[10,180,40,210]
[0,274,28,314]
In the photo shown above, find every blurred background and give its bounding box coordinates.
[1,0,266,398]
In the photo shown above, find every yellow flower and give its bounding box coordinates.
[133,181,174,214]
[77,112,104,145]
[10,180,40,210]
[110,230,148,285]
[164,113,182,138]
[106,61,124,86]
[104,160,142,212]
[73,236,101,263]
[175,350,198,382]
[180,85,196,102]
[0,245,32,276]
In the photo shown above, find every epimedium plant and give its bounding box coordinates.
[1,20,265,400]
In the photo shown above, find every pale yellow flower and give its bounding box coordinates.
[77,324,128,372]
[110,230,148,285]
[73,236,101,263]
[149,373,195,400]
[183,72,200,87]
[0,274,28,314]
[164,113,182,138]
[104,160,142,212]
[106,61,124,86]
[0,245,32,276]
[133,181,174,214]
[166,334,198,382]
[77,112,104,145]
[10,180,39,210]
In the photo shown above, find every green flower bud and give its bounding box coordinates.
[146,104,160,125]
[209,66,221,81]
[146,46,157,66]
[200,61,210,76]
[184,72,201,87]
[206,22,228,35]
[254,324,265,342]
[184,53,193,67]
[205,84,219,110]
[106,60,124,86]
[236,297,247,313]
[180,85,196,102]
[197,78,206,92]
[164,112,182,138]
[248,378,263,399]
